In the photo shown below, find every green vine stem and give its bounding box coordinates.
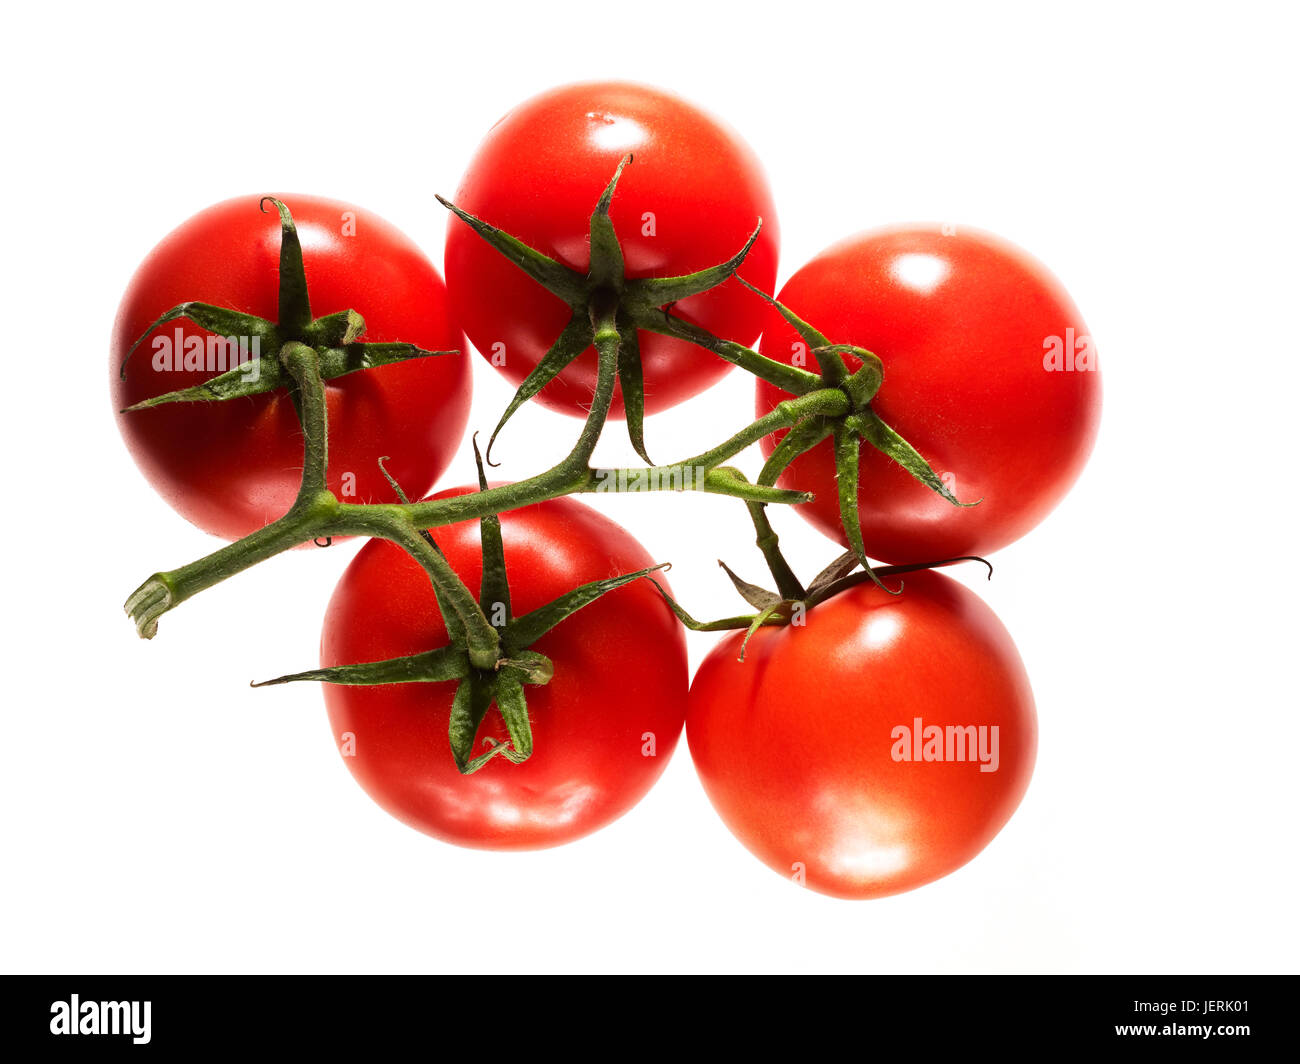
[122,294,831,641]
[123,172,968,649]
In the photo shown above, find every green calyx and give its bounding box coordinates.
[255,442,668,774]
[652,550,994,662]
[438,158,976,590]
[118,197,456,412]
[733,277,980,591]
[439,155,793,466]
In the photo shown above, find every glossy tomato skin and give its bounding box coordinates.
[687,570,1036,899]
[111,195,472,541]
[757,226,1101,564]
[321,489,689,850]
[446,81,779,417]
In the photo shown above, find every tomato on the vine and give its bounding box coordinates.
[445,81,779,417]
[756,226,1101,564]
[687,570,1036,899]
[320,489,689,850]
[111,194,472,541]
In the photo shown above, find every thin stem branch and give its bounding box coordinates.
[745,500,805,601]
[125,300,843,639]
[564,289,622,470]
[279,342,329,500]
[586,389,846,494]
[688,389,847,469]
[385,518,500,669]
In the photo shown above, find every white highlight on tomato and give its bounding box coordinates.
[891,252,950,294]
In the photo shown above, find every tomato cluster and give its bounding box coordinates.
[112,81,1099,899]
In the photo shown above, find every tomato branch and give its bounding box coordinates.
[120,182,964,644]
[123,348,830,639]
[279,342,329,499]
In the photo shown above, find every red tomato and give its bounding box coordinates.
[757,226,1101,563]
[111,194,472,540]
[445,81,779,417]
[687,570,1036,899]
[320,489,689,850]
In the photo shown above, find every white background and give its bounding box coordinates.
[2,1,1296,974]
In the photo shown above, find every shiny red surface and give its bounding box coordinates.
[688,571,1036,899]
[112,194,472,540]
[446,81,779,417]
[321,489,689,850]
[757,225,1101,563]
